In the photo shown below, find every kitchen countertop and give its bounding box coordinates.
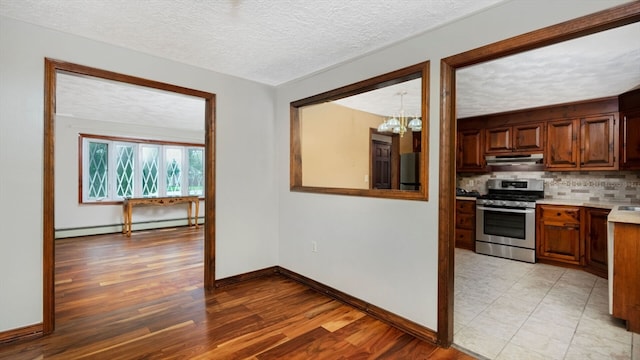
[455,197,640,224]
[608,205,640,225]
[456,196,478,201]
[535,198,634,209]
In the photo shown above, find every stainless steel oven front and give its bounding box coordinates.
[476,203,536,263]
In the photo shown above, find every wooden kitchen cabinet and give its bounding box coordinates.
[514,122,544,152]
[455,199,476,251]
[536,204,583,265]
[545,114,617,171]
[457,129,485,172]
[580,114,616,169]
[620,110,640,170]
[584,207,610,278]
[546,119,579,169]
[485,123,544,154]
[612,222,640,333]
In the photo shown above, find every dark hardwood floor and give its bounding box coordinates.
[0,227,473,359]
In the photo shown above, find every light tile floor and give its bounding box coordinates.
[454,248,639,360]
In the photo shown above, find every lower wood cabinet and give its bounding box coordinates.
[536,204,582,265]
[584,207,610,278]
[455,199,476,251]
[612,222,640,333]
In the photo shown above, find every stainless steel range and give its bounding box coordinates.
[476,179,544,263]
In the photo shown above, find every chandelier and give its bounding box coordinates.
[377,91,422,137]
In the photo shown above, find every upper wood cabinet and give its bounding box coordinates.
[581,114,616,169]
[485,123,544,155]
[620,110,640,170]
[457,129,485,172]
[546,119,579,169]
[545,114,617,171]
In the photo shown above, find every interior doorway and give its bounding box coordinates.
[371,140,392,189]
[42,59,216,333]
[437,2,640,347]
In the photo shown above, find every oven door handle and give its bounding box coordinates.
[476,206,534,214]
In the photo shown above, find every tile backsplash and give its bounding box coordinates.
[457,171,640,203]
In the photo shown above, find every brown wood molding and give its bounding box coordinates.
[439,1,640,348]
[0,323,43,344]
[215,266,279,288]
[43,58,217,333]
[277,267,438,345]
[289,61,430,201]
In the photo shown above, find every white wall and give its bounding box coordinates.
[0,17,279,332]
[276,0,630,330]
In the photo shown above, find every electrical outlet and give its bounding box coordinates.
[311,241,318,252]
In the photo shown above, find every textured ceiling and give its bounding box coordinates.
[457,22,640,118]
[0,0,504,86]
[2,1,638,129]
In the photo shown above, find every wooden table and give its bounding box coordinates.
[122,196,200,237]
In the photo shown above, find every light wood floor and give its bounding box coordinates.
[0,227,473,359]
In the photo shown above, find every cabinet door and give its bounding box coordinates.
[485,127,511,154]
[584,207,610,278]
[457,129,485,171]
[514,123,544,152]
[546,119,578,169]
[455,200,476,251]
[621,110,640,170]
[581,114,616,169]
[536,205,582,265]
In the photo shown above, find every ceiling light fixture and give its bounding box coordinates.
[377,91,421,137]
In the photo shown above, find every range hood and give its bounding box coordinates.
[485,153,544,166]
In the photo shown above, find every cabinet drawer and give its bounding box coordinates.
[539,207,580,224]
[455,228,475,251]
[456,213,475,230]
[456,200,476,214]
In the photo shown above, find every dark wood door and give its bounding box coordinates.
[485,126,511,154]
[372,140,391,189]
[536,205,582,265]
[621,110,640,170]
[546,119,578,169]
[581,114,616,169]
[514,123,544,152]
[457,129,484,171]
[585,207,610,278]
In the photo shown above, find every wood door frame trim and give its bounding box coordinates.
[42,59,217,334]
[437,2,640,347]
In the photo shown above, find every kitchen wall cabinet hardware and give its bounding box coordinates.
[536,204,583,265]
[620,110,640,170]
[611,222,640,333]
[545,114,617,171]
[455,199,476,251]
[456,129,486,172]
[485,123,544,154]
[584,207,610,278]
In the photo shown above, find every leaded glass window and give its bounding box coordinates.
[116,144,134,198]
[81,135,204,203]
[188,148,204,196]
[88,141,108,199]
[141,146,159,197]
[165,148,183,196]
